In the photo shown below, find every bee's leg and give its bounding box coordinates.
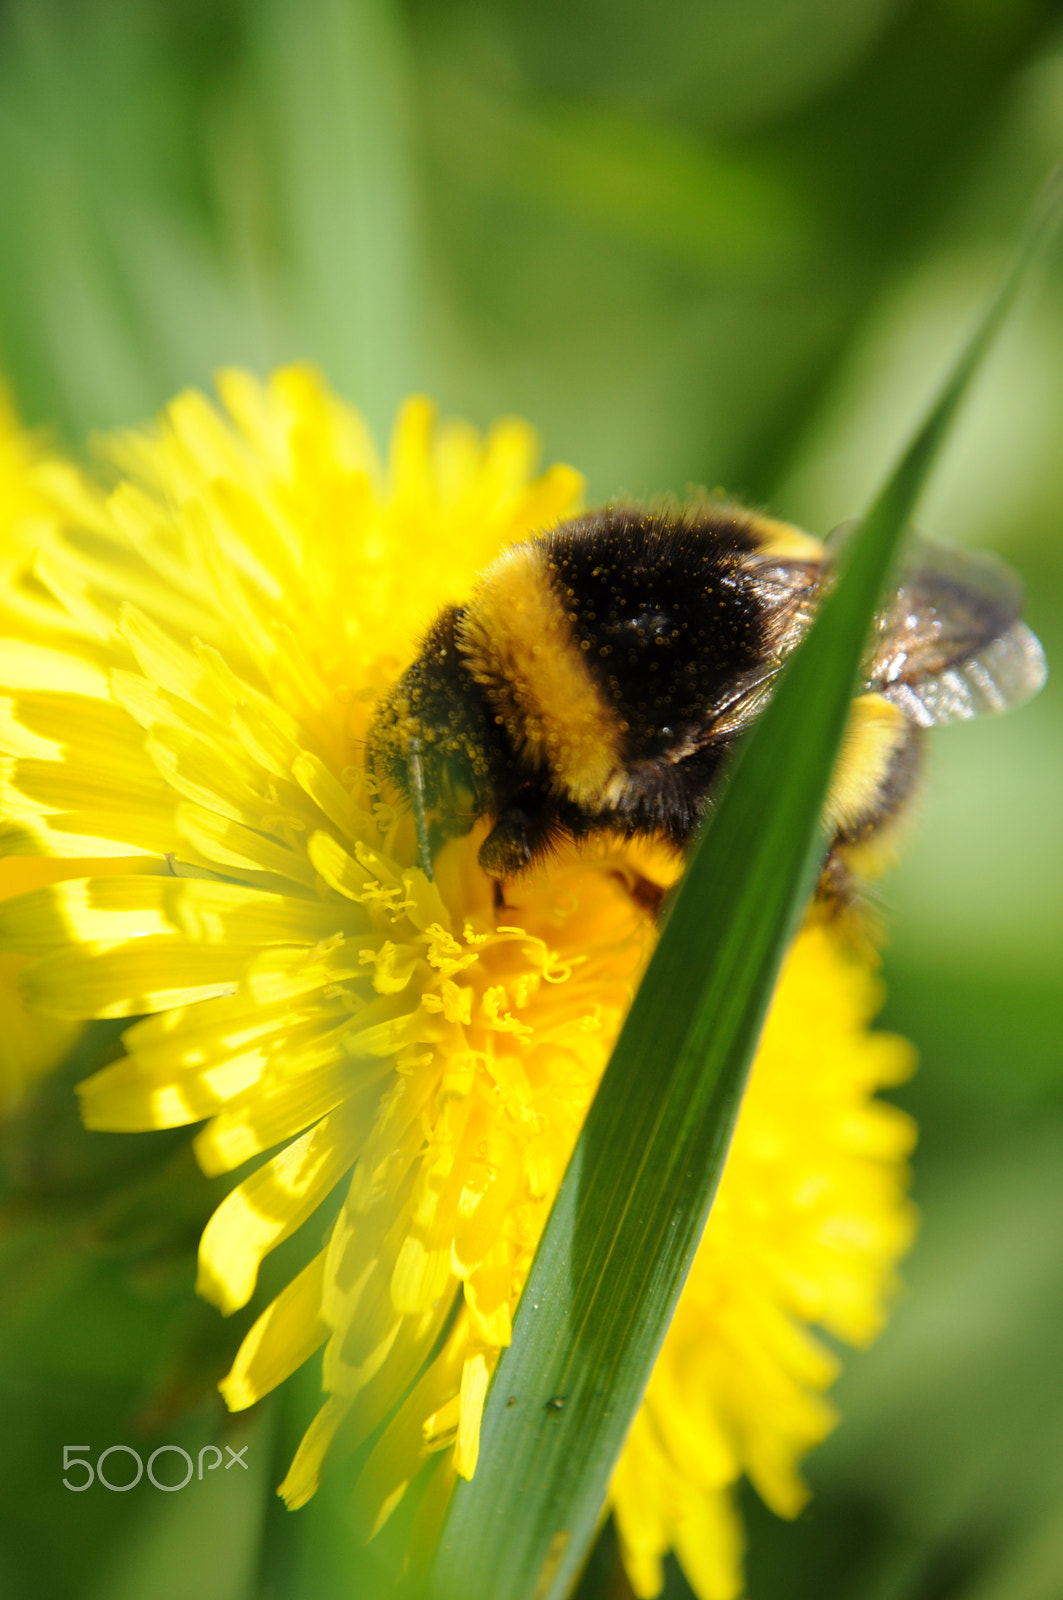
[478,793,557,877]
[815,848,857,907]
[608,865,668,919]
[478,812,536,877]
[407,737,434,880]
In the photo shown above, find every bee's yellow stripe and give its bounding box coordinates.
[745,514,825,561]
[458,543,623,806]
[825,693,910,836]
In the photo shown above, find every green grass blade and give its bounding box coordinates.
[429,168,1063,1600]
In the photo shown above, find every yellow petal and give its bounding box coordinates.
[454,1350,492,1481]
[277,1395,351,1511]
[25,937,246,1018]
[673,1489,745,1600]
[197,1107,360,1313]
[176,804,318,889]
[0,639,110,700]
[220,1250,329,1411]
[194,1036,387,1176]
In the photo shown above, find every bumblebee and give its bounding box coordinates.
[367,504,1046,883]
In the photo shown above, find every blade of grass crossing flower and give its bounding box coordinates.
[429,168,1063,1600]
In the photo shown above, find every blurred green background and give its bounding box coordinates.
[0,0,1061,1597]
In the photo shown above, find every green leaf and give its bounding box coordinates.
[429,168,1063,1600]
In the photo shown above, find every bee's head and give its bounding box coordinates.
[366,607,500,850]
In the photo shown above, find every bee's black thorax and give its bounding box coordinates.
[541,507,766,766]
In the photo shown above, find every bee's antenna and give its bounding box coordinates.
[407,737,434,881]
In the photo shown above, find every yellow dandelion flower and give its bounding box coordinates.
[0,367,915,1598]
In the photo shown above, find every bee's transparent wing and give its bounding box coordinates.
[701,558,821,740]
[861,533,1047,726]
[878,622,1045,725]
[701,532,1045,747]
